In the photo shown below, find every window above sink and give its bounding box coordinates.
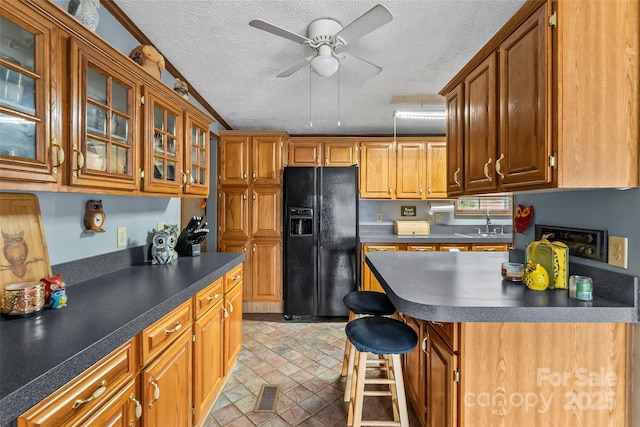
[454,195,512,217]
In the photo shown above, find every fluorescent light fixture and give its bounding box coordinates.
[311,45,339,77]
[393,110,446,120]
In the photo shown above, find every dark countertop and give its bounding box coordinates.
[358,224,513,244]
[0,252,244,425]
[366,251,639,323]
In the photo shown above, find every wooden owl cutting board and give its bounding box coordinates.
[0,193,52,293]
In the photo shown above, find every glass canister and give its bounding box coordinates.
[569,275,593,300]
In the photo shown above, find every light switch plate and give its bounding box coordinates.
[608,236,628,269]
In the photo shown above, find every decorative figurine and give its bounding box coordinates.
[514,204,534,233]
[174,78,189,100]
[83,200,106,233]
[67,0,100,32]
[40,273,66,304]
[129,45,165,79]
[49,288,67,309]
[151,226,177,265]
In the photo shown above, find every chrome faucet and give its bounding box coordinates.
[485,210,491,233]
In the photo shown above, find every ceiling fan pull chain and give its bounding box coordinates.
[309,66,313,127]
[337,68,341,126]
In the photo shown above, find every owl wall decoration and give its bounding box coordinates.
[83,200,106,233]
[151,226,177,265]
[514,204,534,233]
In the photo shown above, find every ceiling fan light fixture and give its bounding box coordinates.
[311,46,339,77]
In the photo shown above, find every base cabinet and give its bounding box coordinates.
[18,263,245,427]
[426,324,458,427]
[141,331,192,427]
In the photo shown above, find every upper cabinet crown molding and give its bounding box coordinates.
[440,0,639,194]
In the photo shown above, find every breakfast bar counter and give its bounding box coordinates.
[366,251,639,323]
[366,251,636,427]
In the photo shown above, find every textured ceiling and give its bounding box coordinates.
[113,0,526,136]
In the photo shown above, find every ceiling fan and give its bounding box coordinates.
[249,4,393,78]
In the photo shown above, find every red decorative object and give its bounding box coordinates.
[200,199,207,209]
[514,204,534,233]
[40,273,66,304]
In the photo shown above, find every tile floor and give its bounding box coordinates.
[204,314,421,426]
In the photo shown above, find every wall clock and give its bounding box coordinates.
[83,200,106,233]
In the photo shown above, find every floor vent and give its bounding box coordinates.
[254,385,279,412]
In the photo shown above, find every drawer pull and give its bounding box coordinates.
[206,293,220,301]
[377,248,387,251]
[72,380,107,409]
[164,321,182,335]
[129,393,142,419]
[148,377,160,407]
[232,274,241,280]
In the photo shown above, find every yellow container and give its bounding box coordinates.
[525,234,568,289]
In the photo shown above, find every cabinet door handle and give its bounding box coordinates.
[253,244,256,253]
[427,185,431,194]
[419,185,422,194]
[422,332,429,355]
[72,144,84,177]
[148,377,160,407]
[495,153,505,178]
[181,170,188,185]
[206,293,220,301]
[453,167,461,186]
[388,186,392,194]
[228,301,233,313]
[431,321,444,326]
[483,158,493,182]
[129,393,142,420]
[252,171,256,181]
[51,138,65,174]
[253,194,256,200]
[243,194,247,201]
[222,306,229,319]
[325,156,328,166]
[242,245,247,253]
[164,321,182,335]
[72,380,107,409]
[243,172,247,180]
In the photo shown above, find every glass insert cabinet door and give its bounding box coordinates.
[70,38,137,191]
[0,9,60,184]
[143,88,183,194]
[183,115,210,196]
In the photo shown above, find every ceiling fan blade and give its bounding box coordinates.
[276,55,316,77]
[249,20,311,44]
[338,52,382,78]
[334,4,393,45]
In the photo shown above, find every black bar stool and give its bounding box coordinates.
[341,291,396,402]
[345,316,417,427]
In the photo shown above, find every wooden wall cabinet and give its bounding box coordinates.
[360,137,448,200]
[440,0,639,194]
[218,131,285,312]
[0,2,61,190]
[287,137,359,166]
[1,0,213,197]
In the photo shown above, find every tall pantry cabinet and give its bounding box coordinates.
[217,131,286,313]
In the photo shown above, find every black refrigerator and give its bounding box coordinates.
[283,165,359,320]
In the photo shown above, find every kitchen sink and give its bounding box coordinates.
[454,232,501,238]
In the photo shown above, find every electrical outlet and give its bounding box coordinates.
[435,213,443,223]
[608,236,628,269]
[117,226,127,248]
[157,222,165,231]
[376,213,382,222]
[427,214,434,222]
